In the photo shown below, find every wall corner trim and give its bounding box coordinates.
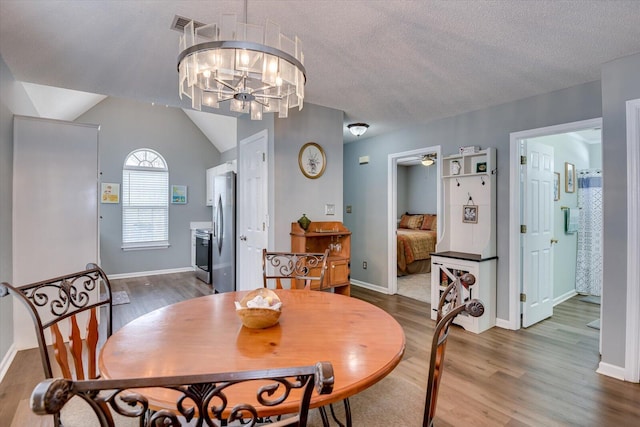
[0,343,17,384]
[597,361,626,381]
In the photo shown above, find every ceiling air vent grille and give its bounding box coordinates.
[171,15,205,32]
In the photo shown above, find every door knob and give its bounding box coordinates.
[239,235,247,241]
[550,238,558,244]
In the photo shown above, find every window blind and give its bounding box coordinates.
[122,169,169,248]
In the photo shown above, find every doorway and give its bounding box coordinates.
[508,118,603,332]
[387,146,442,298]
[237,130,268,291]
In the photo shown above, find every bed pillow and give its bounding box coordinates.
[421,214,437,231]
[399,214,424,229]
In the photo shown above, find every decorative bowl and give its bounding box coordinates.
[236,288,282,329]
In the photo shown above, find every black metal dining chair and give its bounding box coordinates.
[31,361,335,427]
[423,273,485,427]
[0,263,114,427]
[262,249,329,290]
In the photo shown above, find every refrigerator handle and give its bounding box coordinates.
[216,194,223,254]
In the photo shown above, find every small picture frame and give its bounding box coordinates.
[462,205,478,224]
[554,172,561,201]
[565,162,575,193]
[171,185,187,204]
[101,183,120,204]
[476,162,487,173]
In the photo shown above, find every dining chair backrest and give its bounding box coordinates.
[31,361,335,427]
[423,273,485,427]
[263,249,329,290]
[0,263,113,381]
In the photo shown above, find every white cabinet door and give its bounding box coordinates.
[206,167,215,206]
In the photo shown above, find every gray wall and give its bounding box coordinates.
[76,97,220,275]
[273,103,344,251]
[601,52,640,368]
[405,164,438,215]
[0,56,19,364]
[344,80,602,320]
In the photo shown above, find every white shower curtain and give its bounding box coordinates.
[575,169,603,296]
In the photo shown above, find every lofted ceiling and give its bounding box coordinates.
[1,1,639,147]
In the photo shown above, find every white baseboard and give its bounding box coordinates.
[109,266,194,280]
[0,343,17,384]
[554,290,578,306]
[495,318,517,330]
[597,361,626,381]
[351,280,392,295]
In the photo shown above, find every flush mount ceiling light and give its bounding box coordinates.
[177,0,306,120]
[421,154,437,166]
[347,123,369,137]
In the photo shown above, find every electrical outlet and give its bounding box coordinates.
[362,261,367,269]
[346,205,352,213]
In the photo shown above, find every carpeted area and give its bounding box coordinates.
[397,272,431,303]
[308,373,424,426]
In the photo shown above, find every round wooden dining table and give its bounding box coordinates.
[99,289,406,419]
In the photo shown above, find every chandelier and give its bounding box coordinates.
[177,1,306,120]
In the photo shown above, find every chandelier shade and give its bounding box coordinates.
[178,13,306,120]
[347,123,369,137]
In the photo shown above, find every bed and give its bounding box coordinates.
[397,213,437,276]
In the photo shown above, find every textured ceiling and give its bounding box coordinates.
[1,1,639,143]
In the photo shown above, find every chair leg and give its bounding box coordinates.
[319,398,351,427]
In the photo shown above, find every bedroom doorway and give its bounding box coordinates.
[387,146,442,301]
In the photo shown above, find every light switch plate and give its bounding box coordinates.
[325,204,335,215]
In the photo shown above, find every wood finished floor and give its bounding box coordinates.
[2,272,639,426]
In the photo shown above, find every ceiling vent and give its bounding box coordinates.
[171,15,205,32]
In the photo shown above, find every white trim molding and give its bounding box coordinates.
[0,343,17,384]
[625,98,640,383]
[351,280,392,294]
[108,266,194,280]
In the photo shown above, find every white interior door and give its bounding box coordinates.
[522,140,555,327]
[237,130,268,291]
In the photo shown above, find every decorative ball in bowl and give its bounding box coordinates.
[236,288,282,329]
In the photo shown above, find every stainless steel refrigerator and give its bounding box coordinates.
[211,171,236,293]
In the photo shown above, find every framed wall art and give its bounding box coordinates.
[101,183,120,204]
[171,185,187,204]
[565,162,575,193]
[298,142,326,179]
[462,205,478,224]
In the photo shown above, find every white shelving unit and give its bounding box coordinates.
[431,147,497,333]
[431,253,497,333]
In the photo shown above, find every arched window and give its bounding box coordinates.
[122,149,169,249]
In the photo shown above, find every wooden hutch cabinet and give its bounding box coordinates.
[290,221,351,296]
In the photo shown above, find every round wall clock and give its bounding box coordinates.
[298,142,326,179]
